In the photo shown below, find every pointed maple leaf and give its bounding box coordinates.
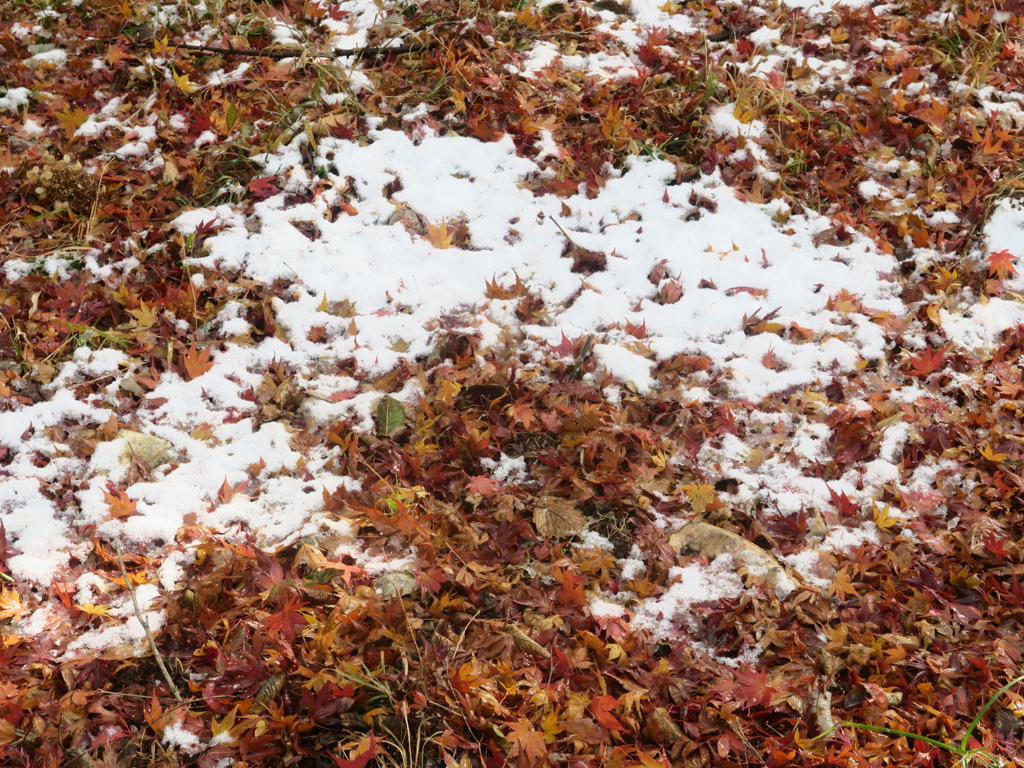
[549,331,576,357]
[172,68,200,95]
[105,489,139,519]
[507,718,548,766]
[181,344,214,381]
[56,107,91,139]
[872,503,899,531]
[507,401,538,430]
[485,272,528,299]
[907,347,945,377]
[264,593,311,641]
[247,176,281,200]
[828,566,858,599]
[623,318,648,338]
[466,475,500,496]
[826,485,858,517]
[0,587,25,621]
[217,477,234,504]
[761,346,782,369]
[589,695,625,731]
[656,279,683,305]
[648,259,669,285]
[730,666,777,708]
[331,733,378,768]
[986,249,1019,279]
[984,533,1012,558]
[426,218,454,249]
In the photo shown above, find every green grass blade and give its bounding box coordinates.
[959,675,1024,752]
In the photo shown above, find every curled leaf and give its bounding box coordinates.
[252,671,287,713]
[503,624,550,658]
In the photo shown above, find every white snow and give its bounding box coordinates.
[2,0,1023,655]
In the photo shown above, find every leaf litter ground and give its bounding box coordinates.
[1,0,1024,765]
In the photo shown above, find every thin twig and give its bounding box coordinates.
[112,542,185,704]
[548,216,584,249]
[172,41,434,60]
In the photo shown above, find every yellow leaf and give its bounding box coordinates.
[872,503,899,531]
[828,566,858,599]
[172,69,199,95]
[438,379,462,404]
[979,445,1007,463]
[211,707,238,739]
[0,587,24,621]
[152,36,171,55]
[426,219,454,249]
[736,105,759,124]
[76,603,111,615]
[540,711,562,738]
[682,483,717,515]
[127,302,158,329]
[606,643,627,662]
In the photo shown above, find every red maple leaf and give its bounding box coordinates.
[247,176,281,200]
[986,249,1019,279]
[466,475,500,496]
[264,593,309,641]
[827,485,858,517]
[730,666,776,708]
[549,331,576,357]
[907,347,946,377]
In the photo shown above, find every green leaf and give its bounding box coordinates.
[375,395,406,437]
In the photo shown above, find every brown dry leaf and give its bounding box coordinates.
[161,155,180,185]
[375,571,418,599]
[503,624,551,658]
[809,685,835,735]
[117,430,173,470]
[643,706,683,743]
[105,489,139,519]
[251,671,287,713]
[533,494,586,538]
[311,112,354,138]
[294,542,330,572]
[668,521,798,598]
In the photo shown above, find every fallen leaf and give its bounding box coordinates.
[533,495,586,538]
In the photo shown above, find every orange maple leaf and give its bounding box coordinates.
[828,566,858,599]
[589,695,626,731]
[986,249,1019,280]
[465,475,500,496]
[181,345,214,381]
[507,718,548,766]
[426,218,454,249]
[104,489,139,519]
